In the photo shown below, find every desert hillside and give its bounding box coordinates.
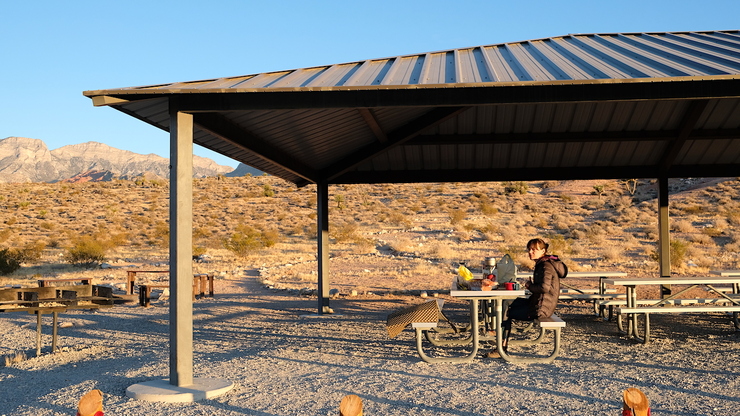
[0,175,738,293]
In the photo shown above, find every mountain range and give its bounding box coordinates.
[0,136,259,183]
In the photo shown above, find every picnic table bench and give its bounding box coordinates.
[598,296,740,321]
[617,305,740,343]
[138,273,215,307]
[604,276,740,343]
[0,285,115,355]
[38,277,92,287]
[126,270,169,295]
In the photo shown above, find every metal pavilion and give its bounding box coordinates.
[84,31,740,389]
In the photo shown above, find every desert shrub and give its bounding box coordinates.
[223,224,280,257]
[503,181,528,195]
[331,221,359,243]
[448,209,466,226]
[712,218,729,233]
[688,233,714,246]
[386,210,412,229]
[545,234,571,255]
[601,245,624,262]
[260,228,280,247]
[726,210,740,226]
[262,184,274,197]
[701,226,723,237]
[223,224,262,257]
[192,246,208,258]
[529,215,549,229]
[569,229,587,240]
[642,225,659,241]
[672,219,695,233]
[0,248,22,275]
[592,184,606,197]
[428,243,456,260]
[541,180,560,189]
[682,205,704,215]
[582,198,604,210]
[649,239,690,269]
[64,237,107,265]
[388,237,415,253]
[478,222,498,241]
[557,194,573,203]
[14,241,46,263]
[551,214,573,231]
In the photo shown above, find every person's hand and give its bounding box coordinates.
[524,280,532,289]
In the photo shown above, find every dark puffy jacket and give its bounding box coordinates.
[527,255,567,319]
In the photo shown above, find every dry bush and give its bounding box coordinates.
[688,233,715,246]
[551,213,574,231]
[2,351,27,367]
[388,237,415,253]
[672,219,695,233]
[385,210,413,229]
[601,245,625,262]
[543,234,570,255]
[642,225,659,241]
[712,218,729,233]
[477,222,499,241]
[448,208,466,225]
[529,215,549,229]
[64,236,107,265]
[428,243,457,260]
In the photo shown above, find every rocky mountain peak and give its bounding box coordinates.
[0,136,236,183]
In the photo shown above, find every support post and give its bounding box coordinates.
[658,176,671,298]
[317,181,331,314]
[169,107,194,386]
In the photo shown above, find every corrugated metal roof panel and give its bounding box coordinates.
[96,31,740,95]
[84,31,740,186]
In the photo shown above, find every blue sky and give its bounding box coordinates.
[2,1,738,169]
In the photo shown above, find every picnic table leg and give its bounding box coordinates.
[127,271,136,295]
[51,311,59,353]
[627,285,637,338]
[36,312,43,357]
[414,301,478,363]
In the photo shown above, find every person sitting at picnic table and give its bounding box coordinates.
[487,238,567,358]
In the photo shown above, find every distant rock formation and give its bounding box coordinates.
[61,170,116,183]
[0,136,240,183]
[226,163,264,177]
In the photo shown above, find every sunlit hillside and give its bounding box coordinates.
[0,175,738,293]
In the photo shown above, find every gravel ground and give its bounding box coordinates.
[1,276,739,416]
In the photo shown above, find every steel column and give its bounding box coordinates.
[658,176,671,298]
[317,181,331,314]
[169,107,194,386]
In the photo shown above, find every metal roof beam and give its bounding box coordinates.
[358,109,387,143]
[332,163,736,184]
[323,106,469,181]
[86,78,740,110]
[193,113,319,183]
[409,127,739,145]
[659,100,709,173]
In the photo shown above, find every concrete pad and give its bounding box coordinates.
[300,313,344,318]
[126,378,234,403]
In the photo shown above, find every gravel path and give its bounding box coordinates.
[1,277,739,415]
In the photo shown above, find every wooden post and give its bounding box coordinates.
[317,180,332,314]
[169,105,194,387]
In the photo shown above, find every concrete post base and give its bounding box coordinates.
[126,378,234,403]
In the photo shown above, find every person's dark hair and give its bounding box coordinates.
[526,238,549,253]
